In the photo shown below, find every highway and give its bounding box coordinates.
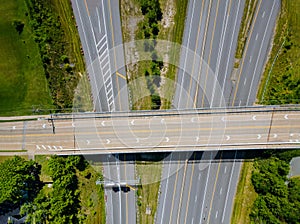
[71,0,129,112]
[71,0,133,223]
[168,1,281,223]
[156,151,242,224]
[231,0,280,106]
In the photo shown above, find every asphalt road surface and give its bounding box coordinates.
[71,0,132,223]
[173,0,280,109]
[156,151,242,224]
[169,1,280,223]
[71,0,129,112]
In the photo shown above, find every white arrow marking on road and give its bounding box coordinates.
[221,116,226,122]
[226,135,230,141]
[42,145,46,150]
[12,126,16,130]
[131,119,135,126]
[257,134,262,139]
[284,114,289,120]
[36,145,40,150]
[224,166,227,174]
[72,123,75,127]
[42,124,46,129]
[165,137,169,142]
[273,134,278,138]
[106,139,110,144]
[161,118,165,124]
[215,211,219,219]
[252,115,257,120]
[101,121,105,127]
[86,140,90,145]
[290,133,294,137]
[196,136,199,142]
[220,187,223,195]
[136,138,139,143]
[191,117,195,123]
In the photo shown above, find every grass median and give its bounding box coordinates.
[136,161,162,224]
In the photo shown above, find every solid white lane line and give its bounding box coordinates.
[96,7,102,34]
[160,154,173,224]
[222,151,237,223]
[74,0,101,110]
[246,0,277,105]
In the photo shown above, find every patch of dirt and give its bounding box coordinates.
[161,0,175,29]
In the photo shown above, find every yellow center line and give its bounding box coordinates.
[169,160,181,224]
[108,0,122,110]
[176,159,188,224]
[185,1,205,108]
[193,0,213,108]
[201,0,221,107]
[231,0,262,106]
[84,0,90,17]
[206,151,223,223]
[183,154,196,224]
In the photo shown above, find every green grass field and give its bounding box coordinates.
[0,0,53,116]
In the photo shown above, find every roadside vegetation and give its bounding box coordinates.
[25,0,88,112]
[231,161,257,224]
[0,0,53,116]
[0,155,106,224]
[234,0,258,68]
[250,150,300,223]
[232,149,300,223]
[258,0,300,104]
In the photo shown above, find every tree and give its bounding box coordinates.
[0,157,41,213]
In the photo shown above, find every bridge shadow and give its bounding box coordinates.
[83,149,292,164]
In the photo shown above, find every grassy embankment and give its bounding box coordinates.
[234,0,258,68]
[0,0,53,116]
[257,0,300,104]
[231,161,257,224]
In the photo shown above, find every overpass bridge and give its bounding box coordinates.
[0,106,299,155]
